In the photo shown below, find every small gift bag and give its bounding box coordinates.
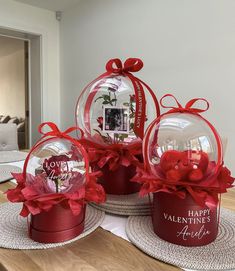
[7,122,105,243]
[132,95,234,246]
[75,58,160,195]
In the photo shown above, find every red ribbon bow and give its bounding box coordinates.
[160,94,209,114]
[106,58,144,74]
[38,122,84,139]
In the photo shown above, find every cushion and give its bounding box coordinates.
[18,118,25,123]
[1,116,10,123]
[17,122,25,132]
[8,117,19,125]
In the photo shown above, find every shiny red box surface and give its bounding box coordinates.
[152,192,218,246]
[30,203,86,243]
[98,164,140,195]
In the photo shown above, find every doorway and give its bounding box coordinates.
[0,28,42,148]
[0,36,28,149]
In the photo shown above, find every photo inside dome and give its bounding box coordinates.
[103,106,129,134]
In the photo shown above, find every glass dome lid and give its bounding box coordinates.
[23,123,89,195]
[75,58,160,145]
[143,95,223,182]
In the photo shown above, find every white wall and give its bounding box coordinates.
[60,0,235,171]
[0,0,60,130]
[0,36,25,118]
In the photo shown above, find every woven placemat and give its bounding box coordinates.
[90,193,151,216]
[0,165,22,183]
[90,203,151,216]
[0,151,27,163]
[126,208,235,270]
[0,202,105,249]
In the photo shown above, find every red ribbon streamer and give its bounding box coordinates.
[76,58,160,140]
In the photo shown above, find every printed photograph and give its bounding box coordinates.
[103,106,129,133]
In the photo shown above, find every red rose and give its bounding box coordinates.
[43,155,70,180]
[97,116,103,130]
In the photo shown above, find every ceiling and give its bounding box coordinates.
[14,0,81,11]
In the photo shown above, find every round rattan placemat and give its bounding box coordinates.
[0,165,22,183]
[90,193,151,216]
[126,208,235,270]
[0,202,105,249]
[0,151,27,163]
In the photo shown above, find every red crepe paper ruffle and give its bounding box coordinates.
[6,171,106,217]
[131,150,234,207]
[79,138,143,171]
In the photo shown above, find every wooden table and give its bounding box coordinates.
[0,182,234,271]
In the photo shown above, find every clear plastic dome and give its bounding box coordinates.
[144,113,223,181]
[76,74,158,145]
[25,138,86,194]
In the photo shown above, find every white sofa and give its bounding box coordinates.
[0,124,19,151]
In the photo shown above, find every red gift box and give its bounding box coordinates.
[152,192,217,246]
[97,164,140,195]
[30,203,86,243]
[80,139,144,195]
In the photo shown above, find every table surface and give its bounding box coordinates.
[0,181,234,271]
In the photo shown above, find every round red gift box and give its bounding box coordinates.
[98,164,141,195]
[29,203,86,243]
[152,192,218,246]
